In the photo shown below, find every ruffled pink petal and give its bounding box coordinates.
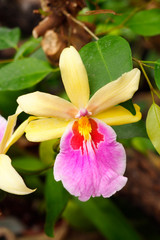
[54,118,127,201]
[0,115,7,143]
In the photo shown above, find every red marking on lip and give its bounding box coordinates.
[71,118,104,154]
[90,119,104,149]
[71,120,84,153]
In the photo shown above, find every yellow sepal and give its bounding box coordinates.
[94,104,142,126]
[0,154,35,195]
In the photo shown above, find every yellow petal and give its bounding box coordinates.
[87,68,141,115]
[25,117,70,142]
[0,114,17,154]
[15,105,23,115]
[60,46,90,108]
[4,116,36,153]
[94,104,142,125]
[17,91,78,119]
[0,154,35,195]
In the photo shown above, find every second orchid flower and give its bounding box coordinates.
[0,111,35,195]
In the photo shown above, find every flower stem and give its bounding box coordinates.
[133,57,160,100]
[141,60,156,64]
[133,57,154,69]
[140,62,160,99]
[140,63,154,69]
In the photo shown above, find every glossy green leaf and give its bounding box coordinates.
[146,103,160,154]
[154,59,160,90]
[14,37,41,60]
[80,35,135,114]
[45,169,69,237]
[80,35,132,95]
[0,58,54,91]
[0,27,20,50]
[76,198,141,240]
[127,9,160,36]
[113,120,147,139]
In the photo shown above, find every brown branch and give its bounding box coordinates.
[63,9,99,41]
[32,14,63,38]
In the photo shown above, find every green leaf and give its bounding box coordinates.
[30,47,48,61]
[14,37,41,60]
[80,35,132,95]
[0,90,22,116]
[12,156,50,175]
[100,0,129,12]
[127,9,160,36]
[131,137,155,154]
[120,99,136,115]
[24,175,44,195]
[154,59,160,90]
[76,198,141,240]
[63,200,94,230]
[80,35,135,113]
[45,169,69,237]
[0,58,54,91]
[146,103,160,154]
[113,120,147,139]
[39,139,59,165]
[0,27,20,50]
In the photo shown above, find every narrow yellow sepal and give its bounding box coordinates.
[94,104,142,126]
[5,116,36,153]
[0,114,17,153]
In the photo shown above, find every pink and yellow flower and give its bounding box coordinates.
[17,46,141,201]
[0,112,34,195]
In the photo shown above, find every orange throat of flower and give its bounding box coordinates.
[78,116,92,141]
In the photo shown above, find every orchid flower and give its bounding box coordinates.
[0,111,35,195]
[17,46,141,201]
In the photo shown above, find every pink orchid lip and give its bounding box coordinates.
[54,117,127,201]
[75,108,92,118]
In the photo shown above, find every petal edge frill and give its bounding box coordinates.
[54,118,127,201]
[0,154,35,195]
